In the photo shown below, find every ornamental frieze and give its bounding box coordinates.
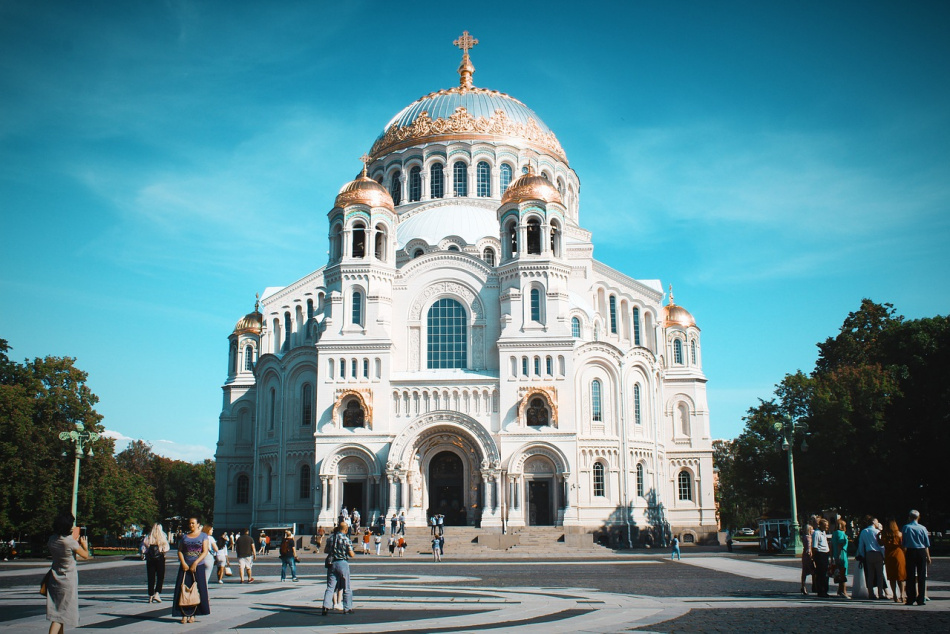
[370,106,567,162]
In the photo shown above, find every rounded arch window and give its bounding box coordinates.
[636,462,644,497]
[244,344,255,371]
[430,163,444,199]
[591,379,603,422]
[413,248,425,259]
[482,247,496,266]
[330,223,343,261]
[427,298,467,369]
[389,170,402,206]
[236,474,249,504]
[409,166,422,202]
[500,163,513,192]
[342,398,366,428]
[550,220,561,256]
[301,383,313,426]
[506,219,518,257]
[526,397,549,427]
[592,462,605,497]
[447,245,460,252]
[571,316,581,338]
[351,290,364,326]
[677,402,690,436]
[678,470,693,501]
[374,223,387,261]
[526,217,541,254]
[352,222,366,258]
[453,161,468,197]
[632,307,642,346]
[476,161,491,197]
[299,464,311,499]
[673,339,684,364]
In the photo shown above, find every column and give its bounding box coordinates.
[493,472,502,513]
[421,171,429,201]
[321,476,329,511]
[387,474,396,516]
[399,473,408,511]
[482,473,490,509]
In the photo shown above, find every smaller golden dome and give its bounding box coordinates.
[663,286,697,329]
[334,176,394,212]
[501,165,563,206]
[233,297,263,335]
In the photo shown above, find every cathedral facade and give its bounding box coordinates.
[214,35,717,544]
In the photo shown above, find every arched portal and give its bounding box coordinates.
[428,451,466,525]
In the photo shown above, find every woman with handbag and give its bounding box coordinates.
[172,517,210,624]
[812,518,831,598]
[143,523,169,603]
[45,513,91,634]
[831,519,850,598]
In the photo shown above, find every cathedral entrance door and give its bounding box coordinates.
[342,482,363,517]
[428,451,466,526]
[527,480,553,526]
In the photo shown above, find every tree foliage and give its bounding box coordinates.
[716,301,949,529]
[0,340,214,540]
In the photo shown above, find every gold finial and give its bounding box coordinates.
[668,284,675,305]
[359,153,371,177]
[254,292,260,311]
[453,30,479,89]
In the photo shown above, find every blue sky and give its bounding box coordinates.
[2,1,948,461]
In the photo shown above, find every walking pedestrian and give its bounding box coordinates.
[234,528,257,583]
[901,510,931,606]
[397,535,406,557]
[856,516,886,599]
[430,514,437,536]
[278,530,299,582]
[437,514,444,536]
[800,524,815,595]
[671,536,681,560]
[321,522,356,616]
[431,535,442,562]
[172,517,211,624]
[398,513,406,535]
[200,525,217,586]
[831,519,850,599]
[390,514,397,535]
[45,513,91,633]
[143,523,170,602]
[374,532,382,556]
[214,533,229,584]
[812,518,831,598]
[361,529,371,555]
[388,535,396,557]
[882,519,906,603]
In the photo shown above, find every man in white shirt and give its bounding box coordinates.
[856,516,887,599]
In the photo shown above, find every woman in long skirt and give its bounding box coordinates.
[172,517,210,624]
[46,513,91,634]
[800,524,816,595]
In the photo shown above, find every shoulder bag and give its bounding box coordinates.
[39,570,52,596]
[179,573,200,607]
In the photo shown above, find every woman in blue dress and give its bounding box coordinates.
[831,518,850,599]
[172,517,210,624]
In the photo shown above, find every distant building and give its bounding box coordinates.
[214,34,717,543]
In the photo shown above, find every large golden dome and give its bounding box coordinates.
[334,175,394,212]
[233,308,263,335]
[501,166,563,206]
[663,287,697,329]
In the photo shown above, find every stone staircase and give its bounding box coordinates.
[393,526,612,557]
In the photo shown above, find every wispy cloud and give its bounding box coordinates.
[103,429,213,463]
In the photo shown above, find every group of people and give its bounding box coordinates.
[800,510,933,605]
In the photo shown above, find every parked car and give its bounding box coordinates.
[738,528,755,536]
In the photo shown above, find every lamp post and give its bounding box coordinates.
[773,414,807,555]
[58,422,100,527]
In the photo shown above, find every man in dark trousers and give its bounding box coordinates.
[901,510,932,606]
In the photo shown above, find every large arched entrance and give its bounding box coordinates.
[428,451,466,526]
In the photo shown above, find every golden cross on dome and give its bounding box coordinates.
[453,30,478,55]
[669,284,675,305]
[359,153,371,177]
[453,30,478,89]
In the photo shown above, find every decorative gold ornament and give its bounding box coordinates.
[501,164,563,206]
[370,98,566,162]
[453,30,479,89]
[663,284,697,328]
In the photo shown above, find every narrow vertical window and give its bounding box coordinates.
[352,291,363,326]
[571,317,581,338]
[592,462,605,497]
[609,296,617,334]
[299,465,311,499]
[236,474,249,504]
[533,356,541,376]
[633,307,641,346]
[691,339,697,364]
[634,383,642,425]
[301,384,312,426]
[522,357,528,376]
[283,312,292,351]
[363,358,369,378]
[244,345,254,371]
[508,221,518,256]
[409,166,422,202]
[530,288,541,322]
[476,161,491,197]
[430,163,444,199]
[389,170,402,206]
[591,379,602,422]
[266,465,273,501]
[339,358,345,378]
[500,163,512,192]
[269,388,276,430]
[482,248,495,266]
[636,463,644,497]
[352,223,366,258]
[453,161,468,197]
[678,471,692,501]
[546,356,553,376]
[351,358,357,379]
[526,218,541,254]
[674,339,683,364]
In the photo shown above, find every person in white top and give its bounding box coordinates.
[811,518,831,598]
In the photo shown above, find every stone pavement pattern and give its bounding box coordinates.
[0,554,945,632]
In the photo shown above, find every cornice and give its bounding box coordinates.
[592,261,664,301]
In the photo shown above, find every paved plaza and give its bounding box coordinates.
[1,551,946,632]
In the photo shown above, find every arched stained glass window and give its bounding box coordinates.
[633,307,641,346]
[634,383,642,425]
[476,161,491,197]
[389,170,402,206]
[609,295,617,334]
[674,339,683,364]
[591,379,603,422]
[636,463,644,497]
[453,161,468,197]
[352,291,363,326]
[430,163,444,199]
[299,465,311,499]
[678,471,692,501]
[427,298,467,369]
[592,462,605,497]
[409,166,421,202]
[530,287,541,322]
[572,317,581,338]
[236,474,249,504]
[500,163,513,192]
[301,384,312,426]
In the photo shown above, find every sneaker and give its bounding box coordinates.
[292,578,299,582]
[154,595,162,603]
[334,602,342,611]
[218,580,223,584]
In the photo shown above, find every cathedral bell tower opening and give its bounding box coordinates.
[428,451,466,526]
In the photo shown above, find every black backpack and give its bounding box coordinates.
[146,544,162,560]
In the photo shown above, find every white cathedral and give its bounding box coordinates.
[214,34,717,545]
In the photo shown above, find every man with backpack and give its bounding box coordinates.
[278,530,299,582]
